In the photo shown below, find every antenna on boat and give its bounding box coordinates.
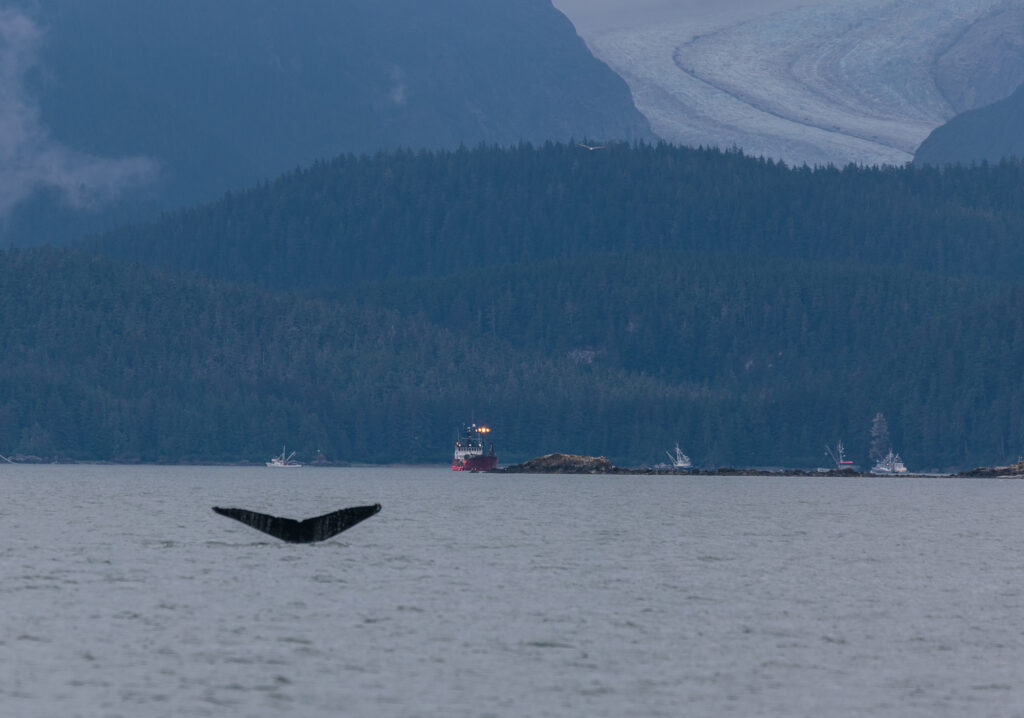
[825,442,840,467]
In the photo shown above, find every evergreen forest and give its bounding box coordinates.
[6,143,1024,468]
[8,226,1024,469]
[94,143,1024,287]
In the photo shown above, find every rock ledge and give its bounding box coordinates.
[499,453,616,474]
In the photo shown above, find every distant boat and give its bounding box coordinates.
[871,450,908,475]
[666,443,692,469]
[267,446,302,468]
[654,443,692,470]
[451,423,498,471]
[818,441,858,472]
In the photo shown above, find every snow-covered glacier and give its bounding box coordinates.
[554,0,1024,166]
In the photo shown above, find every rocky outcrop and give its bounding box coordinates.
[498,458,926,477]
[500,453,617,474]
[9,454,45,463]
[958,462,1024,478]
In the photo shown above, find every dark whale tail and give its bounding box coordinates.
[213,504,381,543]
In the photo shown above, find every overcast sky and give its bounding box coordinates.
[0,8,155,217]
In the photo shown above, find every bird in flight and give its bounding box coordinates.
[213,503,381,543]
[577,143,606,151]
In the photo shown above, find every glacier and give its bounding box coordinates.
[554,0,1024,166]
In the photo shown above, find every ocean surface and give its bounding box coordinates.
[3,465,1024,717]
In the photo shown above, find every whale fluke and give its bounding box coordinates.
[212,504,381,543]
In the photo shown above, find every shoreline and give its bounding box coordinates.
[3,454,1022,479]
[494,466,956,478]
[492,453,1023,479]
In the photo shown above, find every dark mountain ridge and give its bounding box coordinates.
[92,143,1024,288]
[915,81,1024,165]
[4,0,650,245]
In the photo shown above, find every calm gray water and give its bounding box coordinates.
[3,466,1024,717]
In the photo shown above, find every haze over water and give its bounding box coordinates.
[3,465,1024,716]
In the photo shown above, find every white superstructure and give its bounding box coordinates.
[267,446,302,468]
[666,443,692,469]
[871,450,908,475]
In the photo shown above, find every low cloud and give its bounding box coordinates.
[0,8,157,217]
[389,65,407,106]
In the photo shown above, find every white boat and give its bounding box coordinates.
[654,443,692,470]
[871,450,908,475]
[818,441,858,472]
[267,446,302,468]
[667,443,692,469]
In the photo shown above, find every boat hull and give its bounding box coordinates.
[452,455,498,471]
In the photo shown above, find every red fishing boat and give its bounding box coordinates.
[451,423,498,471]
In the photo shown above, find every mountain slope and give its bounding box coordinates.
[557,0,1024,166]
[341,251,1024,469]
[915,82,1024,166]
[3,0,650,245]
[0,248,686,465]
[92,143,1024,288]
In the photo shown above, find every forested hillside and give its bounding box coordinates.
[0,249,684,465]
[339,252,1024,469]
[5,0,649,245]
[915,81,1024,165]
[6,248,1024,470]
[93,143,1024,287]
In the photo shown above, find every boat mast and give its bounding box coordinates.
[825,441,845,468]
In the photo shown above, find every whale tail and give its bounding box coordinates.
[213,503,381,543]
